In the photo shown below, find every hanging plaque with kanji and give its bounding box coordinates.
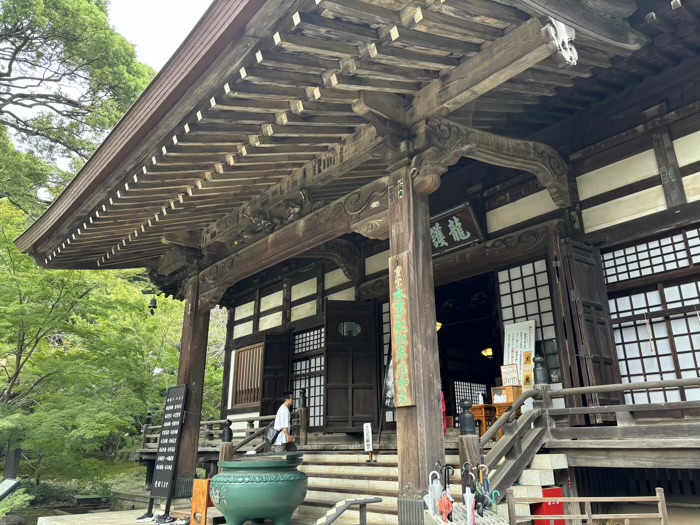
[429,202,483,257]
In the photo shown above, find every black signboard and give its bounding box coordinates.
[430,202,484,258]
[151,384,187,500]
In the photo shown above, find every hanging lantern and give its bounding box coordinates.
[148,296,157,316]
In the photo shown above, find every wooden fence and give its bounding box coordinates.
[506,487,670,524]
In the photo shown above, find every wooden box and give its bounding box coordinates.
[491,385,522,404]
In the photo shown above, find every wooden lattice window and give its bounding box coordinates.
[291,328,325,428]
[602,227,700,285]
[609,277,700,404]
[231,343,264,409]
[454,381,488,418]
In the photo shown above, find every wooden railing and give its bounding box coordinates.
[140,414,276,452]
[506,487,670,524]
[475,377,700,503]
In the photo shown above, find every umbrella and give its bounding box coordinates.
[479,465,490,494]
[437,491,454,523]
[460,462,473,496]
[464,472,477,525]
[438,465,455,523]
[424,470,443,517]
[491,490,501,515]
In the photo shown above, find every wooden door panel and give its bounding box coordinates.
[562,239,622,416]
[548,230,585,425]
[324,300,378,433]
[260,333,290,417]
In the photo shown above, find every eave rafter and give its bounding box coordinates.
[35,0,642,272]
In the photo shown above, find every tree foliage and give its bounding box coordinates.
[0,202,98,407]
[0,0,227,488]
[0,0,154,160]
[0,489,33,518]
[1,203,225,482]
[0,125,68,217]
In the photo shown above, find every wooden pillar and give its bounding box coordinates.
[388,163,445,492]
[652,127,686,209]
[176,277,211,479]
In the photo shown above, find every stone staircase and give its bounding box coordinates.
[293,451,569,524]
[495,453,570,523]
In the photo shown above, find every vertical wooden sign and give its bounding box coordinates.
[389,252,415,407]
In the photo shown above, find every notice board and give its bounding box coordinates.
[503,321,536,387]
[151,384,187,500]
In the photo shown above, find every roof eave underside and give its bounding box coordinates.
[21,0,689,271]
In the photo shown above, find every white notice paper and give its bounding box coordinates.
[503,321,536,386]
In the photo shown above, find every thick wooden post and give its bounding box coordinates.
[388,164,444,492]
[176,277,211,480]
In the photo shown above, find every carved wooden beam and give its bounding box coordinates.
[351,211,390,240]
[201,124,384,248]
[197,176,389,310]
[295,239,362,282]
[414,118,571,208]
[407,17,578,124]
[513,0,647,51]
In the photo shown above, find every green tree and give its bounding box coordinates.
[0,202,190,479]
[0,202,98,406]
[0,125,68,217]
[0,0,154,160]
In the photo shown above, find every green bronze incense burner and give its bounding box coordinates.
[210,453,308,525]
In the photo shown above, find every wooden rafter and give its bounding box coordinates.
[408,17,578,124]
[20,0,658,273]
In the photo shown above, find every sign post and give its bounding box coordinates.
[137,384,187,523]
[363,422,375,463]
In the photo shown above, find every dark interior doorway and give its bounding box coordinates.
[435,273,502,421]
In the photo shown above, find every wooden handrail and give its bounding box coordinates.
[231,424,269,454]
[549,376,700,397]
[323,497,383,525]
[479,389,542,445]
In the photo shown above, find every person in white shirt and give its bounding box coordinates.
[273,390,295,453]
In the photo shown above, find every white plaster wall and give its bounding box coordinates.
[324,268,350,289]
[365,250,390,275]
[486,190,558,233]
[673,129,700,167]
[582,185,667,233]
[576,149,659,200]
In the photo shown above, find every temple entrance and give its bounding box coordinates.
[435,273,502,428]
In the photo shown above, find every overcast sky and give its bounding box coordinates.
[109,1,212,71]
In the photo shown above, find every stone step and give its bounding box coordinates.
[301,453,399,465]
[308,475,398,492]
[300,463,398,477]
[518,468,555,487]
[511,485,543,499]
[300,452,461,466]
[530,453,568,470]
